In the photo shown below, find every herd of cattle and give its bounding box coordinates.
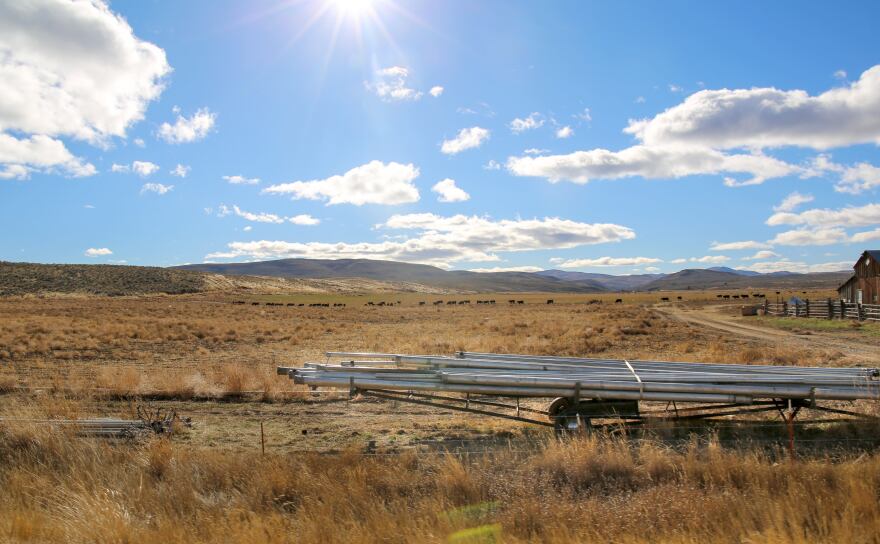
[231,293,770,308]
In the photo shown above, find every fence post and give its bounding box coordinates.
[783,301,788,317]
[840,300,846,320]
[827,298,833,320]
[858,303,864,321]
[805,299,810,318]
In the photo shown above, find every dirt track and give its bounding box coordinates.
[657,304,879,364]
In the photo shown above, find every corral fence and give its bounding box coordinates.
[764,299,880,322]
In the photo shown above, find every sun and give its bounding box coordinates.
[329,0,374,19]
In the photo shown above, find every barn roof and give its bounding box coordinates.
[865,250,880,261]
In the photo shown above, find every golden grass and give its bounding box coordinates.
[1,293,878,542]
[1,425,879,543]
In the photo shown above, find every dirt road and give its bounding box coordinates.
[657,304,879,363]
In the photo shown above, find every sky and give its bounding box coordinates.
[2,0,880,275]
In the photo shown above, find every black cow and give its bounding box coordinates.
[546,299,554,304]
[615,299,622,304]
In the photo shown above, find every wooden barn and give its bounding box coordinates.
[838,250,880,304]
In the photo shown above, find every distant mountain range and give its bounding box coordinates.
[177,258,852,293]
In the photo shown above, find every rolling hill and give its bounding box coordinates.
[639,268,850,291]
[176,258,608,293]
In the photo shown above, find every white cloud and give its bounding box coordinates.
[132,160,159,177]
[741,259,851,274]
[644,266,661,273]
[769,228,849,246]
[626,65,880,150]
[689,255,730,264]
[0,0,169,175]
[84,247,112,257]
[834,70,848,80]
[709,240,772,251]
[469,266,543,273]
[773,191,814,212]
[110,163,129,173]
[223,174,260,185]
[429,86,444,98]
[815,156,880,194]
[0,134,95,179]
[556,126,574,139]
[510,113,544,133]
[441,127,490,155]
[140,182,173,195]
[557,256,662,268]
[483,160,501,170]
[263,160,419,206]
[524,148,549,155]
[133,138,145,148]
[208,213,635,268]
[635,96,646,104]
[507,145,799,186]
[171,164,190,177]
[231,205,285,224]
[766,203,880,228]
[366,66,423,101]
[851,228,880,243]
[432,178,470,203]
[668,84,683,93]
[157,107,216,144]
[290,214,320,226]
[670,258,687,264]
[575,108,592,123]
[243,225,253,232]
[742,250,781,260]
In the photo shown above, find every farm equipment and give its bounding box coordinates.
[278,351,880,432]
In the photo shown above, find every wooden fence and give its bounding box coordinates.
[764,299,880,322]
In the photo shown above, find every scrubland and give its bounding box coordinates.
[1,293,879,542]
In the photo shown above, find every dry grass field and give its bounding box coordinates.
[1,291,879,543]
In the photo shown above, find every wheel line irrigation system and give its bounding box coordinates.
[278,351,880,432]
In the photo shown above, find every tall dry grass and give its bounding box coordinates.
[0,426,878,543]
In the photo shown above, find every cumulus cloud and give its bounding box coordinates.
[431,178,469,203]
[0,134,95,179]
[219,205,320,226]
[773,191,814,212]
[507,145,799,186]
[688,255,730,264]
[366,66,425,101]
[140,182,173,195]
[510,113,544,133]
[133,138,145,148]
[625,65,880,150]
[524,148,550,155]
[709,240,772,251]
[223,174,260,185]
[766,202,880,228]
[483,160,501,170]
[84,247,112,257]
[740,259,851,274]
[441,127,490,155]
[812,155,880,194]
[0,0,168,177]
[555,126,574,139]
[132,161,159,177]
[769,228,849,246]
[263,160,420,206]
[742,250,781,260]
[469,266,543,273]
[429,86,444,98]
[851,228,880,243]
[556,256,662,268]
[157,107,216,144]
[171,164,190,177]
[207,213,635,268]
[289,214,320,226]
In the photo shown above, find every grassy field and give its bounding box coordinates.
[0,290,878,542]
[760,315,880,337]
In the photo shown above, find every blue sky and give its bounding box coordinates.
[2,0,880,274]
